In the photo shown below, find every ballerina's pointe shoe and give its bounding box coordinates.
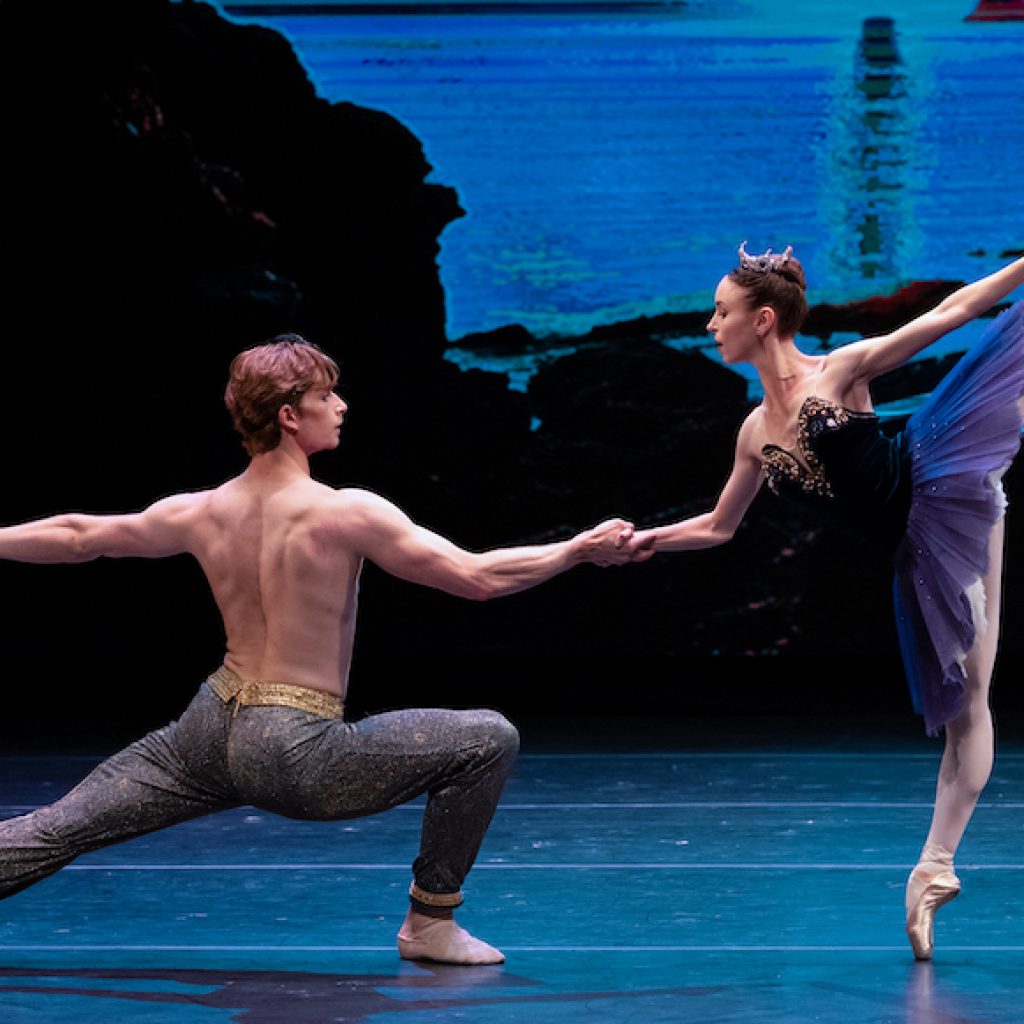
[905,862,961,961]
[397,918,505,966]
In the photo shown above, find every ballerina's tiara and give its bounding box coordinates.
[737,240,794,273]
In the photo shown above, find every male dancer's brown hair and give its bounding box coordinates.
[225,334,340,455]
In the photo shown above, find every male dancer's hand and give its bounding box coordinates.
[576,519,655,567]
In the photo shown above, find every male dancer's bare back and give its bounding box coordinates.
[0,337,648,965]
[159,468,370,701]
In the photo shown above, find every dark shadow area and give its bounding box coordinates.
[2,652,1023,751]
[0,965,724,1024]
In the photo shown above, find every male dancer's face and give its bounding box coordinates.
[292,386,348,454]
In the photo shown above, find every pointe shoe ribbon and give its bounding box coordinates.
[905,869,961,961]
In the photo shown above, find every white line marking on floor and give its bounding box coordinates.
[1,944,1024,953]
[57,862,1024,871]
[6,801,1024,813]
[6,752,1024,762]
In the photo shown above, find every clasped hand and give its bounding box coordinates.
[577,518,655,567]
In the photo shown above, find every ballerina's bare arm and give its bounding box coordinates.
[827,256,1024,385]
[633,411,764,553]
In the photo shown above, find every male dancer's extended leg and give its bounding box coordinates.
[227,704,520,963]
[0,686,240,900]
[906,517,1005,959]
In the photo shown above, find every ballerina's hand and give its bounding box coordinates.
[579,520,655,566]
[628,529,657,562]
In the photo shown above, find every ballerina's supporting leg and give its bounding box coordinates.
[906,516,1005,960]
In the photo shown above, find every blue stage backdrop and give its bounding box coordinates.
[222,0,1024,404]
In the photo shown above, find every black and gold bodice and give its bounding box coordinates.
[760,396,912,555]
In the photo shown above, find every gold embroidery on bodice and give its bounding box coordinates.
[760,396,873,499]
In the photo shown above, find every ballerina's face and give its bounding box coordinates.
[707,276,761,365]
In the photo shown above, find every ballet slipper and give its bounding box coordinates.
[905,844,960,961]
[397,917,505,965]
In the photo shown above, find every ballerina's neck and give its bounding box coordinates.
[759,352,825,406]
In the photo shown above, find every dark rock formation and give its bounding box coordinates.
[0,0,502,684]
[802,281,961,340]
[450,279,983,356]
[0,0,465,514]
[870,352,961,405]
[529,343,746,440]
[454,323,539,353]
[583,311,710,345]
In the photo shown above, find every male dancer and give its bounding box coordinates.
[0,335,649,964]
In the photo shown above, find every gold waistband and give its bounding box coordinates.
[207,665,345,720]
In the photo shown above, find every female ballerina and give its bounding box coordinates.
[635,245,1024,960]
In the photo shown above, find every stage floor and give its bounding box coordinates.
[1,717,1023,1023]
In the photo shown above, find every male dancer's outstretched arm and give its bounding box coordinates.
[0,494,199,562]
[326,488,646,599]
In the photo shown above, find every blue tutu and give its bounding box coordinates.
[894,301,1024,735]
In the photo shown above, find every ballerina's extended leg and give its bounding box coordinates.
[906,517,1004,960]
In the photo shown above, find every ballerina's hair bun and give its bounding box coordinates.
[730,242,809,334]
[775,258,806,291]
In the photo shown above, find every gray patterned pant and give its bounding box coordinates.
[0,682,519,910]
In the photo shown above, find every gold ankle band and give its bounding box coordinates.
[409,882,464,908]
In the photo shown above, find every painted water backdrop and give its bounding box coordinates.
[224,0,1024,371]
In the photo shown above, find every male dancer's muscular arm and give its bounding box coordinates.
[334,489,647,600]
[0,494,201,563]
